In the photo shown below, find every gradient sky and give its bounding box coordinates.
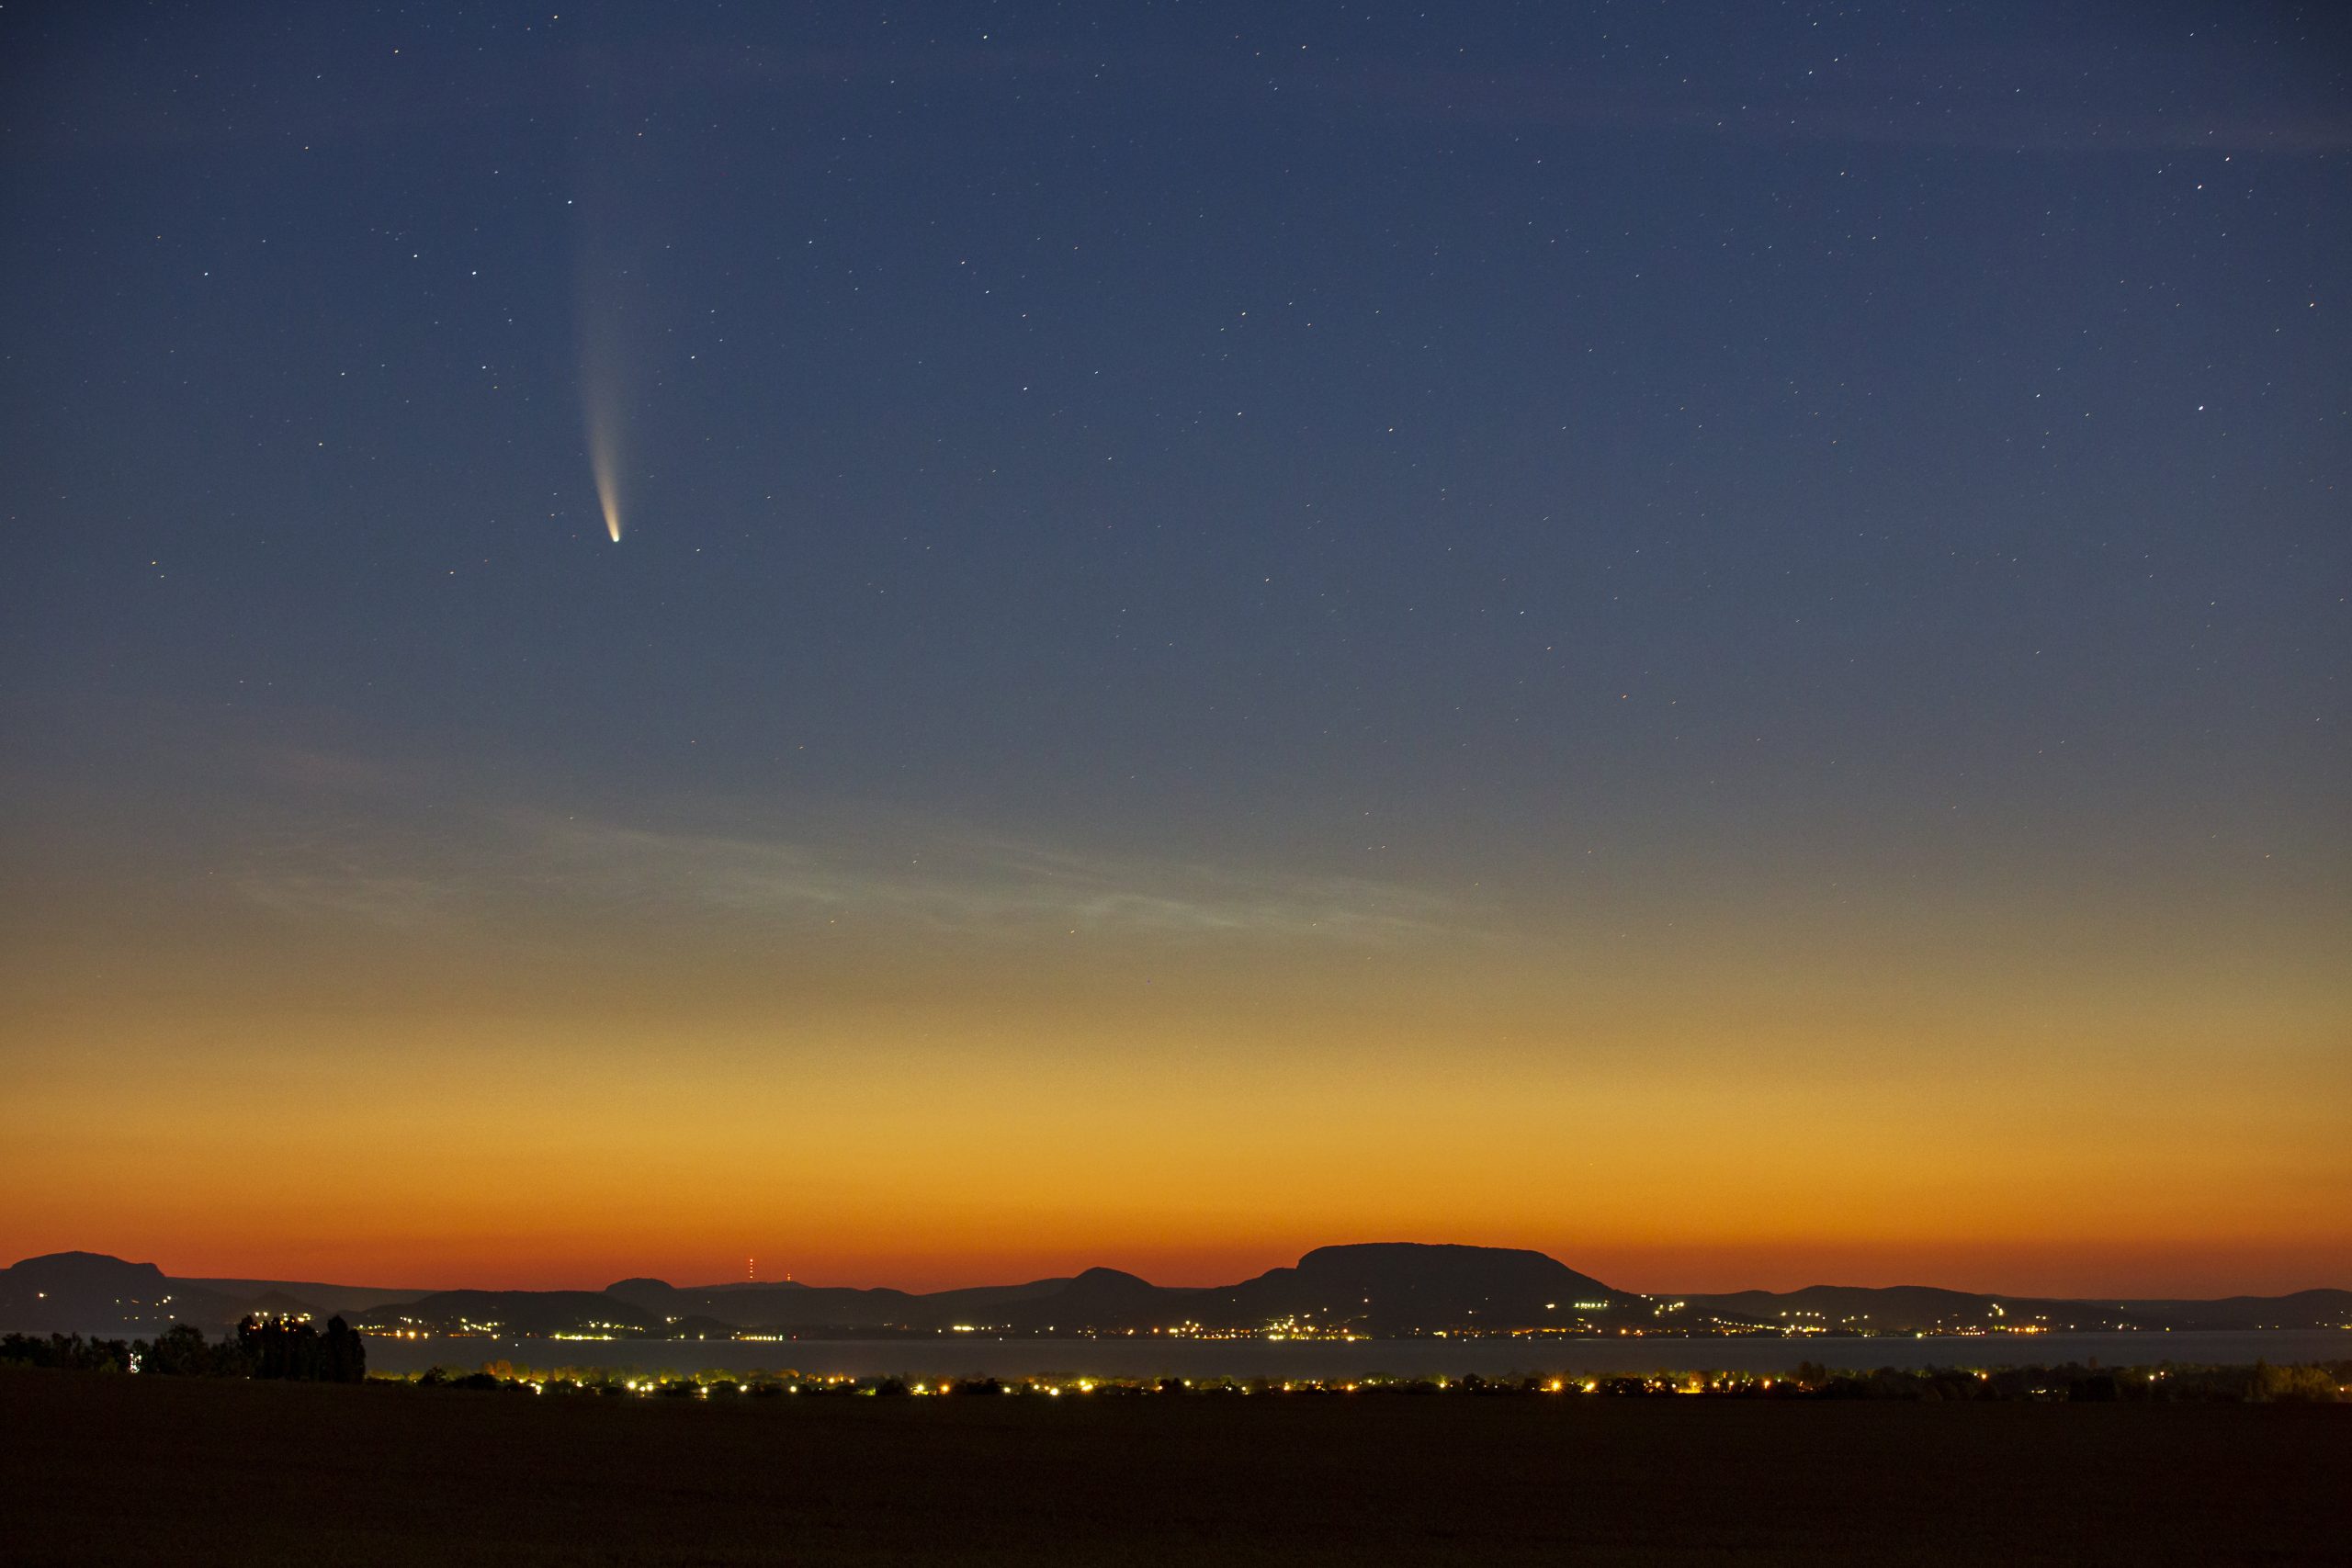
[3,2,2346,1297]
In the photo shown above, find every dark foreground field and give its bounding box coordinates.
[3,1371,2345,1565]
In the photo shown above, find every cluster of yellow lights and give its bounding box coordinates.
[444,1372,1833,1398]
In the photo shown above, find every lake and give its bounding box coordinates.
[363,1328,2350,1381]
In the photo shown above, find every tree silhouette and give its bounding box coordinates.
[322,1316,368,1382]
[238,1314,349,1380]
[143,1324,217,1376]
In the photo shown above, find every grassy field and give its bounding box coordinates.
[3,1371,2345,1564]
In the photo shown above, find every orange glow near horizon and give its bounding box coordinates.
[8,0,2350,1332]
[3,820,2345,1302]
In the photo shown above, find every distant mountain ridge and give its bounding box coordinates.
[4,1245,2346,1340]
[0,1251,438,1340]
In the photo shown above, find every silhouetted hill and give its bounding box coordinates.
[910,1277,1076,1321]
[6,1247,2346,1339]
[179,1275,435,1315]
[603,1277,697,1310]
[0,1252,437,1337]
[605,1277,924,1329]
[1678,1285,2352,1334]
[605,1273,1075,1331]
[2114,1290,2352,1332]
[1003,1268,1182,1331]
[1167,1243,1638,1335]
[985,1245,1637,1335]
[12,1251,168,1291]
[0,1253,242,1337]
[1676,1285,2150,1334]
[355,1291,657,1338]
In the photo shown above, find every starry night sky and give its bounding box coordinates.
[3,2,2346,1293]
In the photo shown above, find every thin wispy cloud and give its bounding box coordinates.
[517,813,1453,942]
[229,803,1453,946]
[232,867,455,930]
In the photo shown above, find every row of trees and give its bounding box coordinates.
[1783,1359,2348,1404]
[236,1315,368,1382]
[384,1359,2349,1403]
[0,1333,140,1373]
[0,1315,368,1383]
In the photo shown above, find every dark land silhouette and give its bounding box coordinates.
[3,1314,368,1382]
[7,1243,2346,1340]
[5,1364,2346,1565]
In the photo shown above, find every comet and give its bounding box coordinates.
[580,338,626,544]
[585,389,624,543]
[573,152,642,544]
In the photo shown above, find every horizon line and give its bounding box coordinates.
[14,1244,2345,1305]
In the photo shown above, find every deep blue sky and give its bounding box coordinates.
[8,4,2346,855]
[2,3,2346,1290]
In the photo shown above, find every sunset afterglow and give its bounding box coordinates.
[2,1,2345,1303]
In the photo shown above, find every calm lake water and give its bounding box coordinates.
[363,1329,2350,1381]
